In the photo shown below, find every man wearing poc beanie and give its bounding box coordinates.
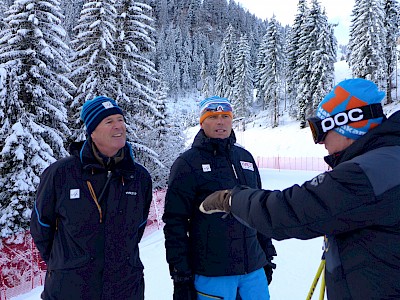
[200,79,400,299]
[31,96,152,299]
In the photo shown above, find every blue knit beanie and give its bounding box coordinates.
[316,79,385,140]
[80,96,124,135]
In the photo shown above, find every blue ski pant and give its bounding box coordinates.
[194,268,270,300]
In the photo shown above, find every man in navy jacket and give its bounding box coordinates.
[200,79,400,299]
[30,96,152,299]
[163,96,276,300]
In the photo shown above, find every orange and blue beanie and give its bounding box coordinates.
[80,96,124,135]
[199,96,233,124]
[316,78,385,140]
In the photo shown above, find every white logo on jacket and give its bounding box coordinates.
[202,164,211,172]
[240,161,254,171]
[310,174,326,186]
[70,189,80,199]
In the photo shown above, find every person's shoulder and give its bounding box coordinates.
[49,155,79,170]
[41,155,80,178]
[173,146,199,163]
[233,143,255,157]
[133,162,152,179]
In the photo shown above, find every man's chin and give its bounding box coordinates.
[213,132,229,139]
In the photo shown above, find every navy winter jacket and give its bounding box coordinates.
[230,111,400,299]
[30,139,152,300]
[163,129,276,277]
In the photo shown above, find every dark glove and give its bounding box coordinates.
[172,272,197,300]
[264,261,276,285]
[199,190,232,214]
[173,280,196,300]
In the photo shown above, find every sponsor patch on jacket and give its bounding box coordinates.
[310,174,326,186]
[202,164,211,172]
[70,189,80,199]
[240,161,254,171]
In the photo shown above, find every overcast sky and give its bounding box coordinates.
[235,0,354,45]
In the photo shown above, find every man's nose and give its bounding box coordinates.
[216,115,224,122]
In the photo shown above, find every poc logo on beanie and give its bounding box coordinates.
[321,107,364,133]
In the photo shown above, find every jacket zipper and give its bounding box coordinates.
[86,171,112,223]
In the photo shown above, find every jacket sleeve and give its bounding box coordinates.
[30,166,58,264]
[253,163,276,262]
[138,171,153,242]
[162,157,196,275]
[230,162,376,241]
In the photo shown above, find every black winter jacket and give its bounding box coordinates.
[30,139,152,300]
[230,111,400,299]
[163,130,276,277]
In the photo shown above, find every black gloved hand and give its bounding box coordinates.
[172,272,197,300]
[173,280,196,300]
[263,261,276,285]
[264,265,273,285]
[199,189,232,214]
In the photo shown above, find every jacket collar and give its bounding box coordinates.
[68,138,136,174]
[192,129,237,155]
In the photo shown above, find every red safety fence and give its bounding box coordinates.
[0,232,45,300]
[0,157,327,299]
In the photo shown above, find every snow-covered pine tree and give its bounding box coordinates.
[180,27,192,91]
[286,0,308,112]
[142,79,185,190]
[200,60,212,98]
[308,6,336,112]
[281,25,290,111]
[0,0,8,31]
[296,0,335,128]
[187,0,201,33]
[69,0,118,141]
[257,16,284,127]
[159,24,181,97]
[383,0,400,104]
[295,2,314,128]
[232,34,253,120]
[114,1,157,106]
[193,30,214,85]
[215,24,236,99]
[60,0,84,39]
[114,1,172,189]
[255,31,269,106]
[0,0,74,238]
[347,0,386,87]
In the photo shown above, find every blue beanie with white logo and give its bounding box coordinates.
[80,96,124,135]
[316,79,385,140]
[199,96,233,124]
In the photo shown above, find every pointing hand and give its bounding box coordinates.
[199,190,232,214]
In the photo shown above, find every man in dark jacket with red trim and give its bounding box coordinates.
[30,96,152,299]
[200,79,400,299]
[163,96,276,299]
